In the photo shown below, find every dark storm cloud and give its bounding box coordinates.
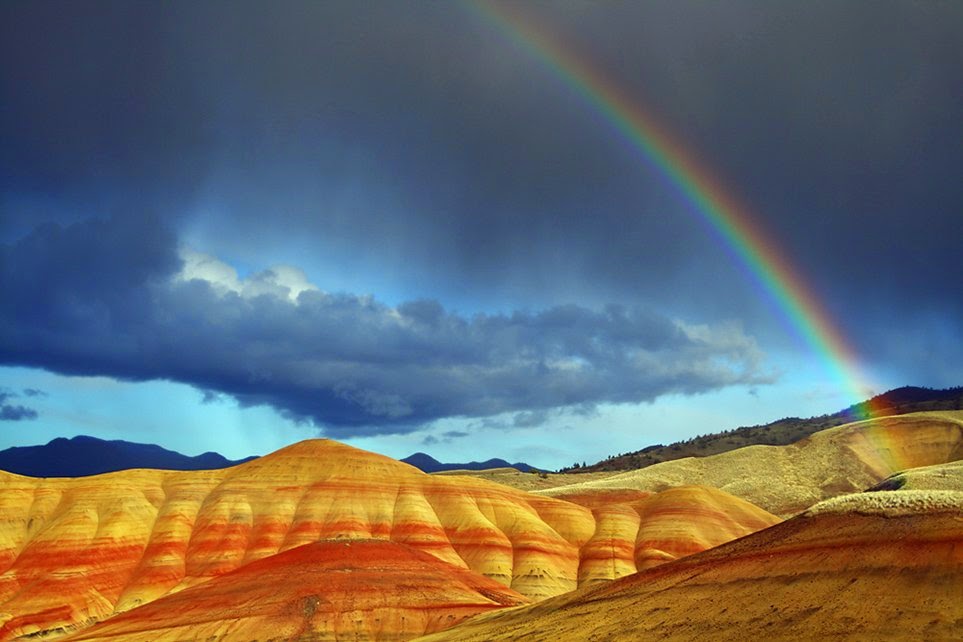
[0,1,719,304]
[200,389,226,404]
[2,2,961,383]
[473,3,963,357]
[0,405,37,422]
[0,389,39,422]
[0,216,768,437]
[421,430,470,446]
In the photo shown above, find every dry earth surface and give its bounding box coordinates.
[573,386,963,472]
[431,468,619,492]
[3,411,959,641]
[871,459,963,492]
[0,440,775,640]
[538,411,963,517]
[417,490,963,642]
[63,539,527,642]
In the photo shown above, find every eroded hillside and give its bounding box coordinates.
[418,490,963,641]
[63,539,528,642]
[570,386,963,472]
[540,411,963,516]
[0,440,775,640]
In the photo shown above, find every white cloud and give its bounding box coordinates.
[177,248,319,303]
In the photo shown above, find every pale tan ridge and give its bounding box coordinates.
[537,411,963,516]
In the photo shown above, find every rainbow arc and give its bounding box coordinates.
[470,1,879,416]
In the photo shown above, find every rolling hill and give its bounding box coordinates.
[569,386,963,473]
[540,411,963,516]
[0,439,774,640]
[417,489,963,641]
[62,540,528,641]
[3,405,961,641]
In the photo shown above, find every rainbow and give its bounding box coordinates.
[469,1,879,416]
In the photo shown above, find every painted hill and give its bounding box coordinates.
[421,467,618,492]
[539,411,963,516]
[0,439,776,640]
[401,452,538,473]
[556,485,778,580]
[570,386,963,473]
[0,435,256,477]
[417,490,963,641]
[63,539,528,642]
[870,458,963,492]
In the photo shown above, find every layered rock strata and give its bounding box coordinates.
[418,490,963,641]
[64,539,528,641]
[0,439,777,640]
[555,486,778,580]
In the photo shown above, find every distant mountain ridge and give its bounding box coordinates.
[402,452,539,473]
[564,386,963,473]
[0,435,257,477]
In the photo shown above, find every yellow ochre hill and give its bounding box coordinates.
[0,438,776,640]
[417,490,963,641]
[538,411,963,517]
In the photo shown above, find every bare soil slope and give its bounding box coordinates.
[572,386,963,473]
[871,458,963,492]
[555,485,779,579]
[418,490,963,642]
[540,411,963,516]
[431,468,619,492]
[64,539,527,642]
[0,439,776,640]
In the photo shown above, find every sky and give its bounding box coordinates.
[1,1,961,469]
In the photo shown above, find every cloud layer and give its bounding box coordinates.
[1,216,768,436]
[0,388,40,421]
[2,0,960,424]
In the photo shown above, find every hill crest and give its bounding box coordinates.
[0,436,776,640]
[565,386,963,473]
